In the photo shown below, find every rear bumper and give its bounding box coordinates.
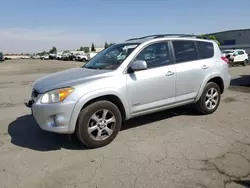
[224,75,231,90]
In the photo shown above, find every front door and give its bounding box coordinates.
[234,50,245,63]
[126,41,176,115]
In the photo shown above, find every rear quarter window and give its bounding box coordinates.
[196,41,214,59]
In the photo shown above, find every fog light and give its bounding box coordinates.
[54,115,64,126]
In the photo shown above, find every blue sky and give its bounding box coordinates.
[0,0,249,53]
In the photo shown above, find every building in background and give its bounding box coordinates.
[206,29,250,54]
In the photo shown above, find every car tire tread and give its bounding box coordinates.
[76,100,122,148]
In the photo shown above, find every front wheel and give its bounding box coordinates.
[76,101,122,148]
[195,82,221,115]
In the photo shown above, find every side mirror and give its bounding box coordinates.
[130,60,147,71]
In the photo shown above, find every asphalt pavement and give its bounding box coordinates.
[0,60,249,188]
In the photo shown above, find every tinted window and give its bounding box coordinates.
[238,51,244,55]
[172,40,199,63]
[135,42,171,69]
[197,41,214,59]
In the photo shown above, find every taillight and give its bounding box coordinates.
[221,56,229,64]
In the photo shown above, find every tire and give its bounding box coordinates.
[82,58,87,62]
[76,100,122,148]
[229,60,234,67]
[242,59,247,66]
[195,82,221,115]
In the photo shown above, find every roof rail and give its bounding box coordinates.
[126,35,160,41]
[126,34,211,41]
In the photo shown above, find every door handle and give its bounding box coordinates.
[202,65,209,70]
[165,71,174,76]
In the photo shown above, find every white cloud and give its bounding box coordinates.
[0,28,109,53]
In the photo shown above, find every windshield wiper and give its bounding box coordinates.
[84,66,100,70]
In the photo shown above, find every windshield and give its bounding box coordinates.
[0,52,3,57]
[83,43,139,70]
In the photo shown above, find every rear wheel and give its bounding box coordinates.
[242,59,248,66]
[76,101,122,148]
[195,82,221,115]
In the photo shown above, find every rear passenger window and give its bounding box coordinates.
[238,51,244,55]
[172,40,199,63]
[197,41,214,59]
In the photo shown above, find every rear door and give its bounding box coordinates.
[172,40,214,102]
[238,50,246,62]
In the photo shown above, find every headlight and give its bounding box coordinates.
[41,87,74,104]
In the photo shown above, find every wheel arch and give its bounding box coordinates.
[195,74,224,102]
[68,90,129,133]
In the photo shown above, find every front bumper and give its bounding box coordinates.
[25,99,76,134]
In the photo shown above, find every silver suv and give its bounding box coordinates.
[26,34,231,148]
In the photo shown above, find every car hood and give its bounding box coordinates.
[33,68,113,93]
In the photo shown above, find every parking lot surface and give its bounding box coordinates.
[0,60,249,188]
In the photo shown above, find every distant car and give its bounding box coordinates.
[40,55,49,60]
[4,57,11,60]
[0,52,4,61]
[31,55,40,59]
[76,53,88,62]
[62,53,70,60]
[56,52,63,60]
[222,49,248,66]
[21,55,31,59]
[49,54,57,60]
[69,53,77,61]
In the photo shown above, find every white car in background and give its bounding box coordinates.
[56,52,63,60]
[32,55,40,59]
[222,49,249,66]
[21,55,31,59]
[87,52,98,60]
[76,53,88,62]
[40,54,49,60]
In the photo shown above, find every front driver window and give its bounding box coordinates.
[135,42,171,69]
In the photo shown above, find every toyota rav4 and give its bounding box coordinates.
[26,34,231,148]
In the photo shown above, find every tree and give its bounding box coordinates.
[91,43,96,52]
[199,34,220,46]
[83,47,90,53]
[104,42,109,49]
[78,46,84,51]
[49,46,57,54]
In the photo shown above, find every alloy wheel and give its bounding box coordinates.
[205,88,219,110]
[87,109,116,141]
